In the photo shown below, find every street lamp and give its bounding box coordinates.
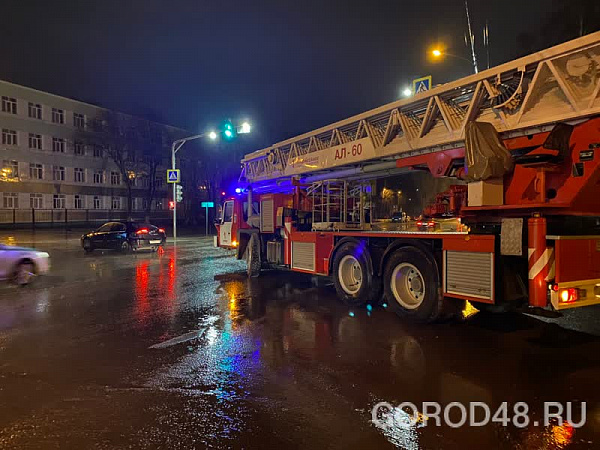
[239,122,251,134]
[431,48,477,73]
[170,121,251,241]
[402,87,412,98]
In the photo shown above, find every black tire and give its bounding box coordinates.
[383,246,443,323]
[83,239,94,253]
[120,241,131,254]
[246,234,261,278]
[332,241,381,307]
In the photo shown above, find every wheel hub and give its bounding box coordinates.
[338,255,363,295]
[390,263,425,310]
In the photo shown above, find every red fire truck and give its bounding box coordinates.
[216,32,600,322]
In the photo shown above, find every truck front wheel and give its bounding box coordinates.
[332,242,381,306]
[383,246,443,323]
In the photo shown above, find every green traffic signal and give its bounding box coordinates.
[222,121,236,140]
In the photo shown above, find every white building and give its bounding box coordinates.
[0,79,187,221]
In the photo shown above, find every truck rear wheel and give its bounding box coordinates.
[332,242,381,306]
[383,246,443,323]
[246,234,261,278]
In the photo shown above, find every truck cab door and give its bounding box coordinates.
[219,201,234,246]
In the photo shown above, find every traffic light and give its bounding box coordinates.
[222,120,236,140]
[169,201,175,210]
[176,185,183,202]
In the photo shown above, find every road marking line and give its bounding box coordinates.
[149,328,206,349]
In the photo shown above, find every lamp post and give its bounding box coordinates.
[431,49,477,74]
[170,121,251,242]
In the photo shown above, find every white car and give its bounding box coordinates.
[0,244,50,285]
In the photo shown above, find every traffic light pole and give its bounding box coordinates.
[170,123,250,243]
[171,134,204,243]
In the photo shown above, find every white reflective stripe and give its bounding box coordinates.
[284,222,292,237]
[528,248,534,259]
[528,248,554,280]
[545,260,556,281]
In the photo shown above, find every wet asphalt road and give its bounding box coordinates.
[1,230,600,449]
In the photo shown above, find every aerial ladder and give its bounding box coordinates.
[216,31,600,322]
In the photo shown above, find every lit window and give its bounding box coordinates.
[2,160,18,179]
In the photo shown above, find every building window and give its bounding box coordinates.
[93,145,103,158]
[52,108,64,124]
[2,129,17,145]
[154,176,164,188]
[29,133,42,150]
[111,196,121,210]
[52,165,65,181]
[93,196,101,209]
[30,193,43,209]
[29,163,43,180]
[93,170,103,184]
[28,102,42,119]
[74,195,83,209]
[52,137,65,153]
[110,171,120,185]
[1,96,17,114]
[74,113,85,129]
[3,193,18,209]
[142,198,149,211]
[2,160,18,179]
[74,140,85,155]
[53,194,66,209]
[74,167,85,182]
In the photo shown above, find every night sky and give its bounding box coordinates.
[2,0,597,154]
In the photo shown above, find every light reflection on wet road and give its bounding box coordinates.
[0,230,599,449]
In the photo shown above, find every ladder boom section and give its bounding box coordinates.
[242,31,600,183]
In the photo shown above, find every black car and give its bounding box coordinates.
[391,211,405,223]
[81,221,166,253]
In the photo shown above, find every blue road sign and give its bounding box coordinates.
[412,76,432,95]
[201,202,214,208]
[167,169,180,183]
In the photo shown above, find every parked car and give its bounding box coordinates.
[81,221,166,253]
[0,244,50,285]
[391,211,406,223]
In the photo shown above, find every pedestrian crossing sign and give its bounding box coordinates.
[412,76,432,95]
[167,169,180,183]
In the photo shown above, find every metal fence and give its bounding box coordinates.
[0,209,171,228]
